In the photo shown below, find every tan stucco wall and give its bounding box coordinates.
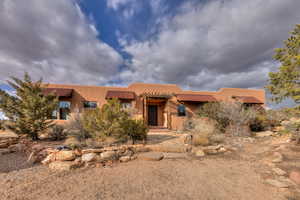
[46,83,266,130]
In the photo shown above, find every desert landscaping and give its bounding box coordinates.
[1,117,300,200]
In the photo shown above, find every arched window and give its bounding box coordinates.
[177,104,186,116]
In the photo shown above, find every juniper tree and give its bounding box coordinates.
[266,24,300,104]
[0,73,58,140]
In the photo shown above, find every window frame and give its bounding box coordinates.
[177,104,186,117]
[83,101,98,109]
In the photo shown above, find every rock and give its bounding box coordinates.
[55,150,76,161]
[100,151,117,160]
[255,131,274,138]
[31,144,46,152]
[81,153,98,162]
[163,152,188,159]
[181,134,193,145]
[49,161,78,171]
[119,156,131,162]
[133,145,151,153]
[82,149,103,154]
[120,149,134,157]
[289,171,300,185]
[8,143,26,153]
[209,134,226,144]
[41,153,56,165]
[272,168,287,176]
[272,152,283,163]
[0,148,11,155]
[265,179,290,188]
[218,147,227,153]
[139,152,164,161]
[130,155,137,160]
[195,149,205,157]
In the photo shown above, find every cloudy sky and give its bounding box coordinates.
[0,0,299,106]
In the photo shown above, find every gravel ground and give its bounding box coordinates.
[0,156,285,200]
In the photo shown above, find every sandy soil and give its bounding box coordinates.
[0,155,285,200]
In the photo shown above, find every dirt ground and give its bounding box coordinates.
[0,157,285,200]
[0,131,299,200]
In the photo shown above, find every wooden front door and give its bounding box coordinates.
[148,105,158,126]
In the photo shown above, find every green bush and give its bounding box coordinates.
[49,124,66,141]
[81,99,148,143]
[121,119,148,144]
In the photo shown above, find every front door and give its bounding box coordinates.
[148,105,158,126]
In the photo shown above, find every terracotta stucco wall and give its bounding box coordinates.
[45,83,266,130]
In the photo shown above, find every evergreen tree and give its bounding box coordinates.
[0,73,58,140]
[267,24,300,104]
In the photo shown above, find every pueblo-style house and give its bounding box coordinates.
[43,82,265,130]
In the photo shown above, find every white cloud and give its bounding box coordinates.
[120,0,300,90]
[0,0,123,85]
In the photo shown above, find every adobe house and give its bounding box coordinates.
[43,82,265,130]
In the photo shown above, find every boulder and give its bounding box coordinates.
[163,152,188,159]
[195,149,205,157]
[49,161,78,171]
[209,134,226,144]
[133,145,151,153]
[41,153,55,165]
[139,152,164,161]
[265,179,290,188]
[82,153,98,162]
[119,156,131,162]
[272,168,287,176]
[255,131,274,138]
[8,143,26,153]
[217,147,227,153]
[100,151,117,160]
[289,171,300,185]
[181,134,193,145]
[82,149,103,154]
[0,148,10,155]
[55,150,76,161]
[272,152,283,163]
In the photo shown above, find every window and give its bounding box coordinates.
[52,101,71,120]
[121,102,132,109]
[177,104,186,116]
[83,101,97,108]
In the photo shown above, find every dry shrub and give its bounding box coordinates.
[65,113,90,140]
[48,125,66,141]
[64,137,82,149]
[184,117,224,146]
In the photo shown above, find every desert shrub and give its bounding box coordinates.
[218,102,257,136]
[183,117,223,146]
[81,99,148,143]
[197,102,229,132]
[48,124,66,141]
[250,109,285,132]
[81,99,129,139]
[121,119,148,144]
[197,101,258,136]
[284,122,300,144]
[65,113,90,140]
